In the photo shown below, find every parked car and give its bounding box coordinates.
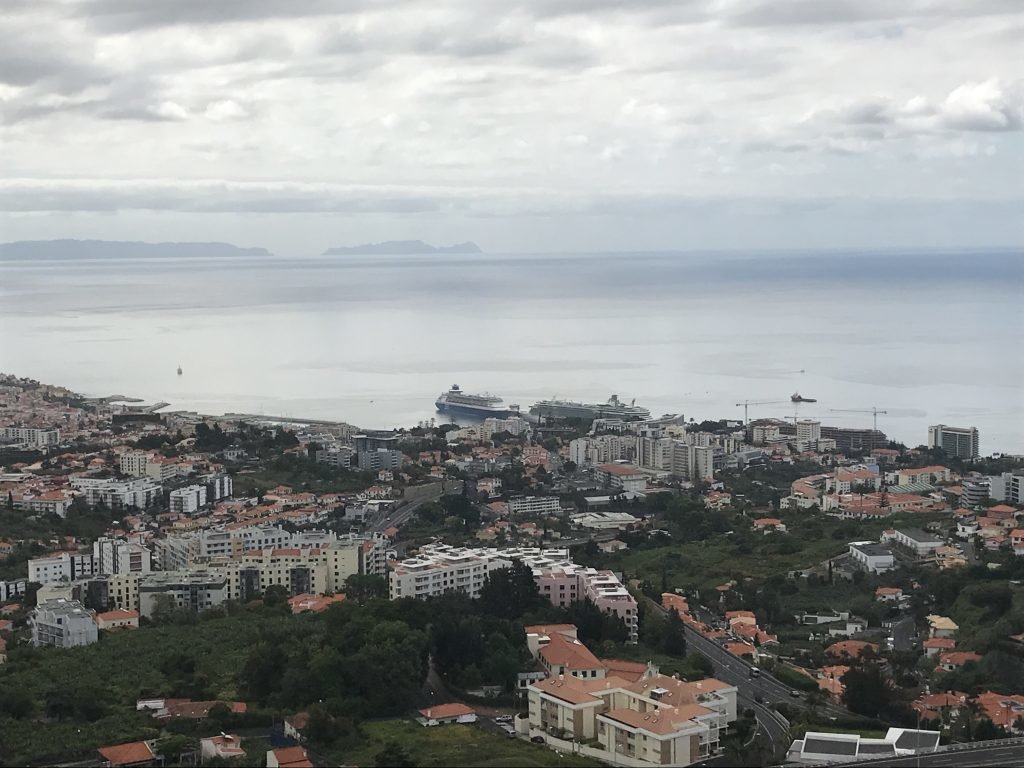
[790,690,801,698]
[531,736,545,744]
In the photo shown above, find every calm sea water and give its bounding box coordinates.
[1,250,1022,452]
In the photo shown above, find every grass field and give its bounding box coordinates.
[338,719,603,767]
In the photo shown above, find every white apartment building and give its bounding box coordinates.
[70,477,162,510]
[2,426,61,448]
[13,490,70,518]
[848,542,896,574]
[893,529,944,558]
[390,545,639,642]
[751,425,781,444]
[508,496,563,517]
[28,552,95,585]
[204,473,233,502]
[569,436,632,467]
[527,668,737,766]
[31,598,98,648]
[636,435,673,471]
[170,484,208,514]
[990,471,1024,505]
[157,526,337,568]
[482,416,530,438]
[928,424,979,459]
[138,570,229,618]
[93,537,152,576]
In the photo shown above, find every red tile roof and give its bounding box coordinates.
[270,746,313,768]
[419,702,476,719]
[97,741,156,766]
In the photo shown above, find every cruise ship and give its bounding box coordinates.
[530,394,650,421]
[435,385,517,418]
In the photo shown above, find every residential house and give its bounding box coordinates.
[826,640,879,661]
[1010,529,1024,556]
[199,735,245,763]
[752,518,787,534]
[875,587,904,603]
[938,652,981,673]
[848,542,895,574]
[95,609,139,631]
[419,702,478,726]
[923,637,957,657]
[97,741,158,768]
[266,746,313,768]
[284,712,309,742]
[927,615,959,639]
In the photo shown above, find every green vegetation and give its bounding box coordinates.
[339,719,601,767]
[231,454,373,497]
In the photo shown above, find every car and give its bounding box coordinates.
[531,735,545,744]
[754,694,764,704]
[790,690,801,698]
[749,667,761,678]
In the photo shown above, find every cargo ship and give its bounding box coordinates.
[435,385,517,417]
[791,392,817,403]
[530,394,650,421]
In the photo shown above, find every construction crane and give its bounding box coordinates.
[735,400,788,425]
[829,407,889,432]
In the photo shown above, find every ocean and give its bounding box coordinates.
[1,249,1022,452]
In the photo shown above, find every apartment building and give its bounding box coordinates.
[886,466,952,487]
[28,552,96,585]
[848,542,896,574]
[120,451,150,477]
[990,471,1024,506]
[796,420,821,443]
[390,545,639,642]
[356,448,402,472]
[31,598,98,648]
[208,548,329,601]
[204,473,233,502]
[93,537,152,576]
[1,426,61,448]
[527,667,737,767]
[70,477,162,510]
[315,445,353,469]
[928,425,980,460]
[595,464,648,492]
[12,489,71,518]
[569,436,633,467]
[893,529,945,558]
[508,496,563,517]
[138,570,229,618]
[170,484,208,514]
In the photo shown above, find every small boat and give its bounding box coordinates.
[791,392,816,403]
[177,364,183,376]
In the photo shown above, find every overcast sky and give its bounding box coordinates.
[2,0,1022,254]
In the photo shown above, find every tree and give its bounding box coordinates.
[376,742,416,768]
[0,687,34,719]
[478,560,544,620]
[344,574,387,603]
[662,611,687,656]
[263,584,290,609]
[156,735,191,764]
[841,664,891,718]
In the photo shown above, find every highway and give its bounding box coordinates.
[365,480,462,534]
[680,622,793,759]
[841,739,1024,767]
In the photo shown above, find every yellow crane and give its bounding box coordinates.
[829,407,889,432]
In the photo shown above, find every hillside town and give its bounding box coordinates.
[2,372,1024,767]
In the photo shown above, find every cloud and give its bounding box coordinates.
[940,79,1024,132]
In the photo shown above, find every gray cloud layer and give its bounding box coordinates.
[1,0,1021,251]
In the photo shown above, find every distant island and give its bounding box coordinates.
[323,240,482,256]
[0,239,273,260]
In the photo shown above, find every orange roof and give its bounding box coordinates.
[97,609,139,621]
[599,658,650,682]
[876,587,903,595]
[827,640,878,658]
[98,741,156,766]
[288,593,346,614]
[270,746,313,768]
[939,651,981,667]
[725,610,756,619]
[419,702,476,719]
[725,642,756,657]
[601,703,714,735]
[753,518,782,526]
[540,632,603,671]
[923,637,956,649]
[597,463,644,476]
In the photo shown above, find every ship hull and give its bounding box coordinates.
[530,403,650,420]
[436,400,514,418]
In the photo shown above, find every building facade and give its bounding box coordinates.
[31,598,98,648]
[928,424,980,459]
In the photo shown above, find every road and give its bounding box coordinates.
[680,622,792,759]
[891,615,916,653]
[365,480,461,534]
[842,740,1024,766]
